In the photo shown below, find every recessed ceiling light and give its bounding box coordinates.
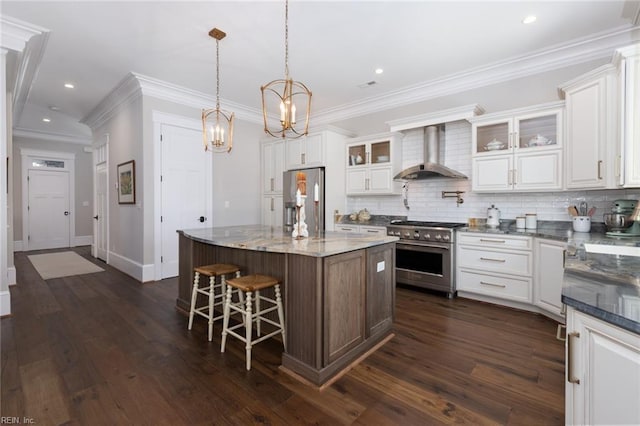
[42,118,51,123]
[49,106,60,111]
[375,68,384,75]
[522,15,537,24]
[64,83,75,89]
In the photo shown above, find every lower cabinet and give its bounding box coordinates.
[324,250,366,363]
[262,195,283,227]
[457,233,533,303]
[566,307,640,425]
[533,238,566,319]
[334,224,386,235]
[457,232,566,321]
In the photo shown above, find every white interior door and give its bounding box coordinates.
[160,124,212,278]
[28,169,70,250]
[95,162,108,261]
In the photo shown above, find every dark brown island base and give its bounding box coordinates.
[177,225,398,387]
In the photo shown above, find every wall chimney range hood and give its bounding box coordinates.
[394,125,467,180]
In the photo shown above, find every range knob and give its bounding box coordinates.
[442,234,451,242]
[414,230,420,239]
[403,231,411,238]
[424,233,431,240]
[395,231,401,236]
[435,234,443,240]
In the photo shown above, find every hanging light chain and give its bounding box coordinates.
[216,37,221,111]
[284,0,289,79]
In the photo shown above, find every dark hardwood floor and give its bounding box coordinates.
[2,247,565,425]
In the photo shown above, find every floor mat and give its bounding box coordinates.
[28,251,104,280]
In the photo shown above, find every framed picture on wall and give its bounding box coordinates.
[117,160,136,204]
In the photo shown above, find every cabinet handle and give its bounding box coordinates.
[563,249,566,269]
[366,229,379,233]
[597,160,603,180]
[340,227,353,232]
[480,281,506,288]
[301,152,306,164]
[270,177,274,192]
[479,238,506,243]
[508,132,512,149]
[270,197,274,211]
[513,169,517,185]
[567,332,581,384]
[366,152,370,164]
[480,257,506,263]
[556,324,566,341]
[514,131,518,149]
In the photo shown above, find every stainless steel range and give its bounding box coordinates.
[386,220,465,298]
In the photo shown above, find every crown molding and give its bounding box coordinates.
[80,72,142,130]
[12,31,49,124]
[13,127,92,145]
[0,15,48,52]
[83,72,264,130]
[133,72,263,125]
[387,104,485,132]
[311,25,640,126]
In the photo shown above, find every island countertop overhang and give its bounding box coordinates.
[178,224,399,257]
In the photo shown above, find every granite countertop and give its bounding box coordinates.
[459,220,591,242]
[563,251,640,334]
[179,225,398,258]
[336,214,407,227]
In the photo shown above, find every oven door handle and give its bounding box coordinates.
[396,242,451,252]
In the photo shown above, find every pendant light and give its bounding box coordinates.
[261,0,312,139]
[202,28,234,153]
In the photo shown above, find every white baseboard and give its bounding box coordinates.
[15,236,93,251]
[74,235,93,246]
[8,266,16,285]
[108,251,154,283]
[0,291,11,316]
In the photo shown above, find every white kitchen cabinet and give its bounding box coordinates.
[334,224,386,235]
[261,139,284,227]
[533,238,566,320]
[456,233,533,303]
[561,65,618,190]
[565,307,640,425]
[345,132,402,195]
[261,139,284,195]
[285,132,324,170]
[615,44,640,188]
[470,102,563,192]
[262,194,283,228]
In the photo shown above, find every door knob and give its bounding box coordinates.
[199,216,206,223]
[64,211,70,216]
[93,215,99,220]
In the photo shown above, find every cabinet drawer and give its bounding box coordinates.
[359,226,386,235]
[458,246,532,276]
[457,269,532,302]
[458,233,532,250]
[336,225,359,233]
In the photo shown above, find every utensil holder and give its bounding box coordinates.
[572,216,591,233]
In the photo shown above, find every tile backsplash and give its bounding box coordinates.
[346,120,640,223]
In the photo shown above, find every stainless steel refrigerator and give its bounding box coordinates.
[283,167,325,233]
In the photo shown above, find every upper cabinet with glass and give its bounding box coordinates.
[471,101,564,156]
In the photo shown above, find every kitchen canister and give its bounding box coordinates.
[516,216,526,229]
[525,213,537,229]
[573,216,591,233]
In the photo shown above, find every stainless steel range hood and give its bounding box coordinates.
[394,125,467,180]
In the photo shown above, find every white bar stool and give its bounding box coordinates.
[188,263,241,341]
[220,274,286,370]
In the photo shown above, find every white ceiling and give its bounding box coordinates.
[3,0,640,142]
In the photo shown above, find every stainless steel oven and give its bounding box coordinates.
[387,221,464,298]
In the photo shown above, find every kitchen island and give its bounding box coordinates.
[177,225,398,386]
